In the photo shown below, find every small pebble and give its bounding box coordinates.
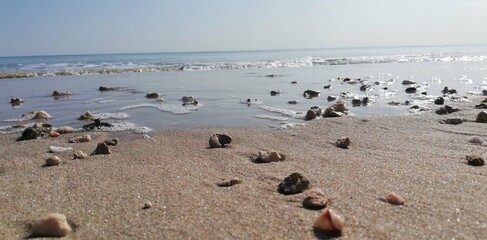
[45,156,61,166]
[104,138,119,146]
[303,189,329,210]
[466,155,485,166]
[56,126,76,134]
[73,150,88,160]
[30,213,71,238]
[385,192,405,205]
[336,137,351,149]
[143,201,152,209]
[216,178,241,187]
[476,111,487,123]
[68,134,91,143]
[278,172,310,195]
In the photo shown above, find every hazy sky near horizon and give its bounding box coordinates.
[1,0,486,56]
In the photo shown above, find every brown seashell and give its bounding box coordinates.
[336,137,351,149]
[313,208,345,235]
[146,92,160,99]
[278,172,310,195]
[303,189,329,210]
[73,150,88,159]
[91,142,111,155]
[68,134,91,143]
[216,178,241,187]
[45,156,61,166]
[385,192,405,205]
[209,135,222,148]
[104,138,119,146]
[332,102,348,113]
[256,150,284,163]
[30,213,72,238]
[142,201,152,209]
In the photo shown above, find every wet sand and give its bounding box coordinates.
[1,101,487,239]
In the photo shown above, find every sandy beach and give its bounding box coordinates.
[1,100,487,239]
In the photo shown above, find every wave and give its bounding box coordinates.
[2,52,487,79]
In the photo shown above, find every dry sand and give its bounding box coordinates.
[1,102,487,239]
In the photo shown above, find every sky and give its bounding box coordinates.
[1,0,486,56]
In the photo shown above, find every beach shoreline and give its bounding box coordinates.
[1,100,487,239]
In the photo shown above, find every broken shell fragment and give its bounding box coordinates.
[91,142,111,155]
[208,134,232,148]
[313,208,345,235]
[336,137,351,149]
[30,213,72,238]
[49,131,61,137]
[143,201,153,209]
[45,156,62,166]
[385,192,405,205]
[68,134,91,143]
[255,150,285,163]
[104,138,119,146]
[216,178,241,187]
[73,150,88,160]
[303,189,329,210]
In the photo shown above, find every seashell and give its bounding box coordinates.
[209,135,222,148]
[91,142,111,155]
[444,118,463,125]
[288,100,299,104]
[45,156,61,166]
[466,155,485,166]
[256,151,284,163]
[181,96,196,102]
[303,189,329,210]
[68,134,91,143]
[142,202,152,209]
[146,92,160,99]
[56,126,76,134]
[49,146,73,153]
[332,102,347,113]
[327,95,337,102]
[30,213,71,238]
[303,90,320,99]
[73,150,88,160]
[476,111,487,123]
[313,208,345,235]
[323,107,341,118]
[278,172,309,195]
[385,192,405,205]
[444,105,459,113]
[104,138,119,146]
[336,137,351,149]
[216,178,241,187]
[78,111,93,120]
[49,131,60,137]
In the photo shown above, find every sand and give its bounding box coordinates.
[1,103,487,239]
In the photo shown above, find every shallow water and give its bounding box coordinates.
[1,48,487,135]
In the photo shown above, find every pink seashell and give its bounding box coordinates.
[313,208,345,235]
[49,131,61,137]
[385,192,405,205]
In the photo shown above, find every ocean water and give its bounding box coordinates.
[1,45,487,134]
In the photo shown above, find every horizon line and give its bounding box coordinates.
[1,43,486,58]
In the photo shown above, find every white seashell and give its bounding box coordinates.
[313,208,345,235]
[143,201,152,209]
[30,213,71,237]
[49,146,73,153]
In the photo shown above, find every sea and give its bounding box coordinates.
[1,45,487,135]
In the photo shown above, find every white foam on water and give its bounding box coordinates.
[240,99,263,105]
[83,121,152,133]
[254,115,289,121]
[269,122,306,130]
[119,103,199,115]
[259,105,305,119]
[93,112,129,120]
[0,125,25,134]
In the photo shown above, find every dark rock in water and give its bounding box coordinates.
[323,84,332,89]
[405,87,417,94]
[444,105,459,113]
[10,97,23,106]
[352,98,362,107]
[17,123,52,141]
[303,90,320,99]
[442,86,449,94]
[436,107,448,115]
[475,103,487,109]
[264,74,278,78]
[323,107,341,118]
[466,155,485,166]
[288,100,299,104]
[410,105,420,109]
[305,107,322,121]
[278,172,310,195]
[476,111,487,123]
[52,90,71,97]
[443,118,464,125]
[483,90,487,96]
[146,92,160,99]
[291,81,299,84]
[327,95,337,102]
[442,86,457,94]
[434,97,444,105]
[270,90,282,96]
[82,118,112,131]
[402,80,416,85]
[362,97,370,106]
[209,134,232,148]
[359,84,370,91]
[421,91,427,95]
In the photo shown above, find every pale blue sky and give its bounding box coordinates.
[1,0,486,56]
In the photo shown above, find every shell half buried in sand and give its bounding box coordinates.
[313,208,345,235]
